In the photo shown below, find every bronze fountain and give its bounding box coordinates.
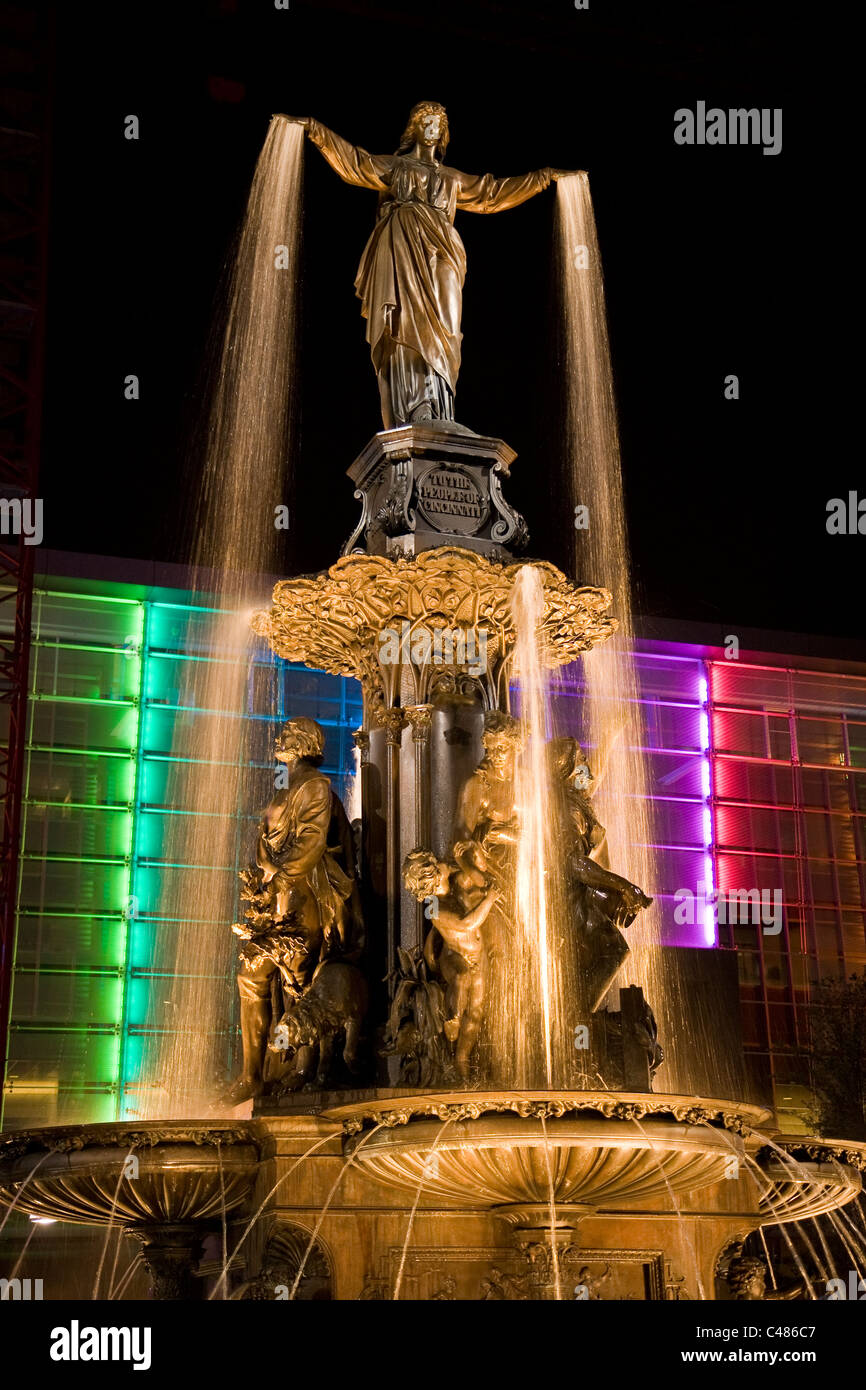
[1,103,862,1301]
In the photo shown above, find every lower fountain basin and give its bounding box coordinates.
[0,1120,264,1228]
[756,1139,865,1223]
[326,1090,772,1216]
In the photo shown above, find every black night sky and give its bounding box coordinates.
[39,2,852,642]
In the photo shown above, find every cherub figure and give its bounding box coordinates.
[403,848,500,1079]
[574,1264,611,1300]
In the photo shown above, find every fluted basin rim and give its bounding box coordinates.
[0,1119,267,1161]
[322,1089,774,1136]
[0,1120,266,1229]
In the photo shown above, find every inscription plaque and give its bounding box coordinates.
[415,465,489,536]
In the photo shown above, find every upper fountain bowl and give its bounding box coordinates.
[325,1091,775,1222]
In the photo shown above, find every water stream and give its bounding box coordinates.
[289,1122,387,1300]
[210,1129,334,1299]
[393,1119,454,1300]
[91,1144,136,1299]
[141,118,304,1117]
[555,176,742,1101]
[631,1113,705,1299]
[538,1115,563,1300]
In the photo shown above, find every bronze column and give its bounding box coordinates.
[378,707,407,996]
[405,703,433,952]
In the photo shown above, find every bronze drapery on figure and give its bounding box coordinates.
[280,103,580,428]
[225,717,365,1103]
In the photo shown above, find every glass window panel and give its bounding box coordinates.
[23,805,132,859]
[24,748,135,805]
[849,723,866,769]
[645,751,705,797]
[767,718,792,761]
[18,860,128,914]
[652,799,704,848]
[13,914,126,970]
[30,700,138,753]
[33,593,140,646]
[633,654,704,701]
[1,1089,117,1130]
[11,973,123,1027]
[797,716,847,768]
[737,950,762,996]
[798,766,856,812]
[713,709,773,759]
[766,1004,796,1048]
[31,643,140,702]
[740,1002,768,1047]
[716,804,797,855]
[710,663,791,709]
[643,702,702,752]
[714,758,794,806]
[716,852,793,897]
[841,913,866,960]
[791,670,866,715]
[5,1031,119,1087]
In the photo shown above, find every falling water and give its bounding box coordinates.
[289,1123,389,1300]
[393,1119,454,1300]
[140,118,304,1117]
[92,1146,136,1299]
[738,1148,817,1295]
[539,1115,563,1299]
[508,566,576,1088]
[0,1149,52,1236]
[556,176,733,1097]
[759,1225,779,1289]
[210,1130,334,1299]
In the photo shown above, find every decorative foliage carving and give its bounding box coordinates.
[252,547,616,706]
[339,1095,765,1135]
[0,1123,263,1161]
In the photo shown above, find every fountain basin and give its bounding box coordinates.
[0,1120,266,1299]
[0,1120,264,1228]
[756,1138,865,1223]
[325,1091,773,1218]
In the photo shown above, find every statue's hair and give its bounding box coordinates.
[397,101,450,160]
[548,735,592,785]
[403,847,441,900]
[726,1254,766,1296]
[276,716,325,762]
[482,710,521,750]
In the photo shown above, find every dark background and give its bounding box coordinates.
[39,1,848,638]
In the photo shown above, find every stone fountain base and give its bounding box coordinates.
[1,1097,862,1300]
[247,1089,864,1301]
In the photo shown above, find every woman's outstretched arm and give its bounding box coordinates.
[276,114,391,192]
[456,165,585,213]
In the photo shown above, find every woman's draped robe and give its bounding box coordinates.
[307,120,551,427]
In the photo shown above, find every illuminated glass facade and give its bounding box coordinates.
[2,568,864,1134]
[1,574,362,1130]
[708,656,866,1128]
[555,646,866,1127]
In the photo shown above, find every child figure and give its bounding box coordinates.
[403,848,501,1079]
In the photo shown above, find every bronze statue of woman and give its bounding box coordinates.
[280,103,579,429]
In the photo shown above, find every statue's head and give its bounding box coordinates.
[403,847,450,901]
[548,736,594,792]
[275,716,325,766]
[398,101,450,160]
[726,1253,767,1300]
[481,711,521,777]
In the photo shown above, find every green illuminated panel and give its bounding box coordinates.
[3,577,364,1130]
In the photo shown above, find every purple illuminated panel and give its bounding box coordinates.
[551,647,716,949]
